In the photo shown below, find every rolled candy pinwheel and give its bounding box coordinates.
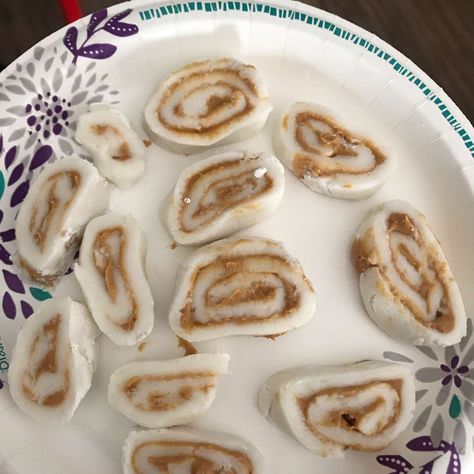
[108,353,229,428]
[352,200,466,347]
[75,103,146,187]
[161,150,285,245]
[258,361,415,458]
[8,297,99,423]
[75,213,154,346]
[144,58,272,154]
[273,102,396,199]
[123,428,264,474]
[15,156,109,287]
[168,236,316,341]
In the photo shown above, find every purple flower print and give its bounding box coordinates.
[0,6,124,326]
[407,436,461,474]
[25,93,71,143]
[63,8,138,64]
[376,454,413,473]
[378,436,461,474]
[0,207,33,320]
[0,46,119,156]
[0,136,47,320]
[383,320,474,451]
[415,341,474,413]
[2,136,55,209]
[440,356,470,388]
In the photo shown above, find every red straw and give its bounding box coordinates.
[58,0,83,23]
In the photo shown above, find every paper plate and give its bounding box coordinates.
[0,1,473,472]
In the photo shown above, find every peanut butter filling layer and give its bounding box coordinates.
[180,254,300,330]
[22,314,70,407]
[93,226,138,331]
[29,170,81,252]
[131,440,254,474]
[157,68,258,137]
[177,337,198,356]
[352,212,454,333]
[122,371,216,412]
[91,124,131,161]
[291,112,386,178]
[179,159,273,233]
[298,379,402,450]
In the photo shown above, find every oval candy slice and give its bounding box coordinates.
[273,102,396,199]
[15,156,109,287]
[75,103,146,187]
[169,236,316,341]
[75,213,154,346]
[108,353,229,428]
[123,428,264,474]
[258,361,415,458]
[8,297,99,423]
[352,200,466,347]
[162,150,285,245]
[144,58,272,154]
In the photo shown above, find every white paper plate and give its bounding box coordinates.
[0,1,473,473]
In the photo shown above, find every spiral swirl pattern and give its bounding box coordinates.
[75,104,146,187]
[109,354,229,428]
[352,200,466,346]
[123,428,262,474]
[273,102,396,199]
[75,213,154,346]
[299,380,401,450]
[8,298,98,423]
[16,156,109,286]
[144,59,272,153]
[258,361,415,458]
[164,151,284,245]
[169,237,316,341]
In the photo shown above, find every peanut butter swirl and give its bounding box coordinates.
[122,371,216,412]
[157,67,259,138]
[179,159,273,232]
[29,171,81,252]
[93,226,138,331]
[298,380,402,450]
[291,112,386,178]
[352,212,455,333]
[180,254,301,330]
[92,124,131,161]
[22,314,70,407]
[131,440,254,474]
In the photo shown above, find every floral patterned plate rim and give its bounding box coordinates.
[0,1,473,473]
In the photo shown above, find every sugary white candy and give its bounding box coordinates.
[109,353,229,428]
[169,236,316,341]
[161,150,285,245]
[352,200,466,347]
[123,427,264,474]
[75,103,146,187]
[75,213,154,346]
[15,156,109,287]
[258,361,415,458]
[273,102,396,199]
[144,58,272,154]
[9,297,99,423]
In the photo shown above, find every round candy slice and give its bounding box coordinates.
[168,236,316,341]
[273,102,396,199]
[259,360,415,458]
[9,297,99,423]
[352,200,466,347]
[144,58,272,154]
[162,150,285,245]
